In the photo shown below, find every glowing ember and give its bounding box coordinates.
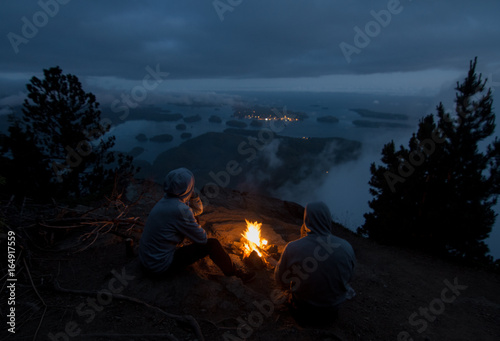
[241,220,268,258]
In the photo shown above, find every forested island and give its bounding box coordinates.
[233,105,308,121]
[149,134,174,142]
[148,130,362,193]
[350,108,408,120]
[317,115,340,123]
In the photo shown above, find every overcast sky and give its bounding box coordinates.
[1,0,500,99]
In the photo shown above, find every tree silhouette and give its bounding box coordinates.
[1,66,137,200]
[359,58,500,263]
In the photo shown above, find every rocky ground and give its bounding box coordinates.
[1,183,499,341]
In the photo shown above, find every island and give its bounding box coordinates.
[183,115,202,123]
[127,146,145,158]
[226,120,248,128]
[161,113,183,121]
[176,123,187,131]
[151,131,362,194]
[209,115,222,123]
[250,120,263,128]
[233,105,308,122]
[317,115,339,123]
[350,108,408,121]
[149,134,174,142]
[135,133,148,142]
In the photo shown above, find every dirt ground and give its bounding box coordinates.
[1,186,499,341]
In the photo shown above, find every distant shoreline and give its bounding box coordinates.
[350,108,408,121]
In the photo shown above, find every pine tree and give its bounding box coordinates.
[1,66,137,200]
[360,58,500,262]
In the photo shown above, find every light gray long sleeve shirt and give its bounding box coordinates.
[139,168,207,273]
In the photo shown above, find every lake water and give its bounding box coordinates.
[1,91,497,260]
[106,91,500,261]
[109,91,427,163]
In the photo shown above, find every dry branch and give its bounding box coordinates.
[53,282,205,341]
[23,258,47,341]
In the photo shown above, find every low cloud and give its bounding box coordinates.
[260,139,283,170]
[0,92,26,107]
[93,88,245,108]
[276,148,373,231]
[0,107,13,116]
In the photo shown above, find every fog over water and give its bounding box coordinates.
[104,91,500,260]
[2,89,497,259]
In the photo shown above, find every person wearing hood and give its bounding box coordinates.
[139,167,254,281]
[274,201,356,326]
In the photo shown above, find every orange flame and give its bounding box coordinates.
[241,220,268,258]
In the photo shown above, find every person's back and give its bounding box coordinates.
[139,167,254,282]
[275,201,356,325]
[139,168,207,274]
[139,196,207,273]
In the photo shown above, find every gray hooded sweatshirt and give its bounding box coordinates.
[275,201,356,307]
[139,168,206,273]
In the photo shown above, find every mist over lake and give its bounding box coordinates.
[102,91,500,261]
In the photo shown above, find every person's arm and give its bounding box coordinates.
[274,246,289,289]
[189,191,203,216]
[176,202,207,244]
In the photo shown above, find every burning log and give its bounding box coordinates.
[243,250,266,270]
[239,219,279,269]
[266,244,278,254]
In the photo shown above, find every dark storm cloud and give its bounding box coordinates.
[0,0,499,83]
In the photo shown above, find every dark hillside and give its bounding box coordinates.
[1,184,499,340]
[149,131,361,196]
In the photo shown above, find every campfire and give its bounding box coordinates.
[240,220,278,269]
[242,220,268,258]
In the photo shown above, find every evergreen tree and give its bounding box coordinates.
[359,58,500,262]
[1,66,137,200]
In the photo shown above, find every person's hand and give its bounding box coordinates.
[189,191,203,216]
[267,257,278,267]
[300,223,310,238]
